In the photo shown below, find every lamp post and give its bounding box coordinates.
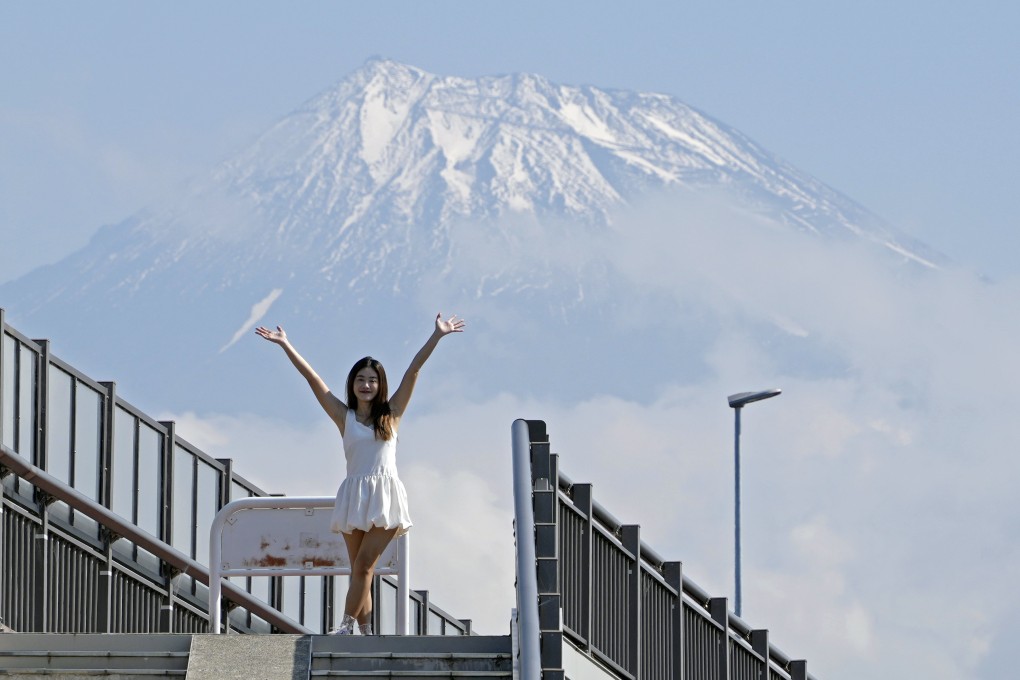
[727,388,781,618]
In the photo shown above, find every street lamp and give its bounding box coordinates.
[727,388,781,618]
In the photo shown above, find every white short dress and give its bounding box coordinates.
[330,410,412,537]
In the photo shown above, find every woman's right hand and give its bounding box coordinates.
[255,325,288,345]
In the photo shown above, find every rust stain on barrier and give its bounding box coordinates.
[243,554,287,567]
[308,557,339,567]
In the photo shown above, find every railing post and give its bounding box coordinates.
[664,561,685,680]
[33,513,49,632]
[789,659,807,680]
[31,340,49,633]
[622,524,641,678]
[573,482,593,647]
[398,530,410,635]
[534,473,562,674]
[534,481,557,594]
[532,434,565,678]
[709,597,731,680]
[33,340,49,475]
[159,421,175,550]
[750,628,769,665]
[159,420,176,633]
[414,589,430,634]
[511,419,543,680]
[159,600,174,633]
[97,531,114,633]
[160,560,176,633]
[99,382,116,512]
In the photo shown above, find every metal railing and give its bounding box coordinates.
[1,308,471,636]
[514,419,819,680]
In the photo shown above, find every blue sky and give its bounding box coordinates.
[2,0,1018,283]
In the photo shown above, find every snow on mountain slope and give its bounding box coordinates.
[0,58,944,414]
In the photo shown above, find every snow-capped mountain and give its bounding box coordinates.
[0,58,943,415]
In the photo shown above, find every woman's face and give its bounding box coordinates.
[353,367,380,404]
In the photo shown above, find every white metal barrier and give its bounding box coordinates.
[208,496,410,634]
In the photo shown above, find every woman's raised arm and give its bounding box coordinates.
[388,313,466,419]
[255,325,347,429]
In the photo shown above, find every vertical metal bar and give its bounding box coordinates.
[398,534,409,635]
[664,561,684,680]
[97,560,113,634]
[188,444,198,562]
[67,373,78,529]
[100,382,116,511]
[33,523,48,631]
[415,589,430,634]
[11,337,20,457]
[573,482,593,648]
[34,340,49,473]
[323,575,334,635]
[159,421,175,546]
[789,660,807,680]
[214,455,236,632]
[511,419,542,680]
[10,338,26,499]
[69,372,78,487]
[710,597,731,680]
[734,406,742,618]
[751,628,769,680]
[159,420,175,633]
[622,524,641,678]
[32,341,50,633]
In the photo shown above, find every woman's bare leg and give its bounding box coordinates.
[343,526,398,624]
[329,530,367,633]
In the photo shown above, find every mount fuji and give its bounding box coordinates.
[0,58,944,416]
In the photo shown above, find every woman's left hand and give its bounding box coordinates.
[435,313,466,336]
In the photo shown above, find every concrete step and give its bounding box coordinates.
[309,635,512,678]
[185,634,310,680]
[0,633,192,677]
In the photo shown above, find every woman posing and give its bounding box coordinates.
[255,313,466,635]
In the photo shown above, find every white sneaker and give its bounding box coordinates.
[329,614,356,635]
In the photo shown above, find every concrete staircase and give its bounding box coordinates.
[0,634,513,679]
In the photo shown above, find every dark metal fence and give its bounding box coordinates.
[0,308,470,636]
[522,419,818,680]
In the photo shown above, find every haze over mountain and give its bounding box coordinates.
[1,58,943,416]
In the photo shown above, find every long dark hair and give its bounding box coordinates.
[345,356,394,440]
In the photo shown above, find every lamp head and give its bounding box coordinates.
[728,388,782,408]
